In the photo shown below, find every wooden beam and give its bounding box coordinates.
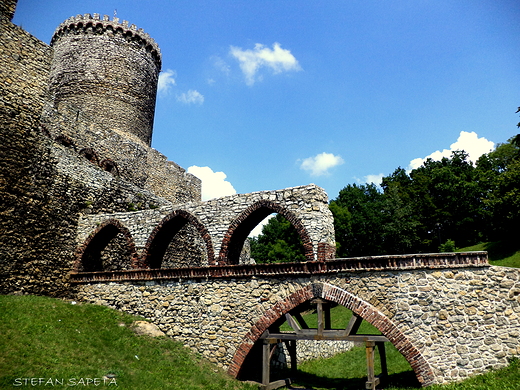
[316,300,324,337]
[285,313,303,334]
[262,330,389,342]
[293,312,309,329]
[344,312,363,336]
[259,379,291,390]
[377,341,388,378]
[262,340,270,386]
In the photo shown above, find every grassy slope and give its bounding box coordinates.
[0,295,255,390]
[457,240,520,268]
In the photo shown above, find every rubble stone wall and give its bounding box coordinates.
[75,184,336,267]
[75,265,520,386]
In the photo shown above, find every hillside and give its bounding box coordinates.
[0,295,255,390]
[457,240,520,268]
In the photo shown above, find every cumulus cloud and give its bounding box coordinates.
[187,166,236,201]
[364,173,385,186]
[300,152,344,176]
[408,131,495,171]
[230,42,301,85]
[157,69,176,94]
[249,214,275,238]
[177,90,204,105]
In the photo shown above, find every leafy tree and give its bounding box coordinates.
[405,151,482,251]
[380,176,420,254]
[477,136,520,241]
[329,183,386,257]
[249,214,306,263]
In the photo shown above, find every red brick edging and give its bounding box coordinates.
[228,282,436,387]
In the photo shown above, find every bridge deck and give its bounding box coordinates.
[70,251,488,283]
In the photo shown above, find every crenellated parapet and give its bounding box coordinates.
[51,13,161,68]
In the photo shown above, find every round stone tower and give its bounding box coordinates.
[49,14,161,146]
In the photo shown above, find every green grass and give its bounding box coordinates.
[457,240,520,268]
[0,295,256,390]
[279,304,380,334]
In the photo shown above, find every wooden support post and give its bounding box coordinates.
[377,341,388,379]
[365,341,380,390]
[316,300,324,337]
[262,340,271,387]
[259,339,291,390]
[286,340,297,375]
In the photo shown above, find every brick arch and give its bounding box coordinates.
[218,200,314,265]
[142,210,215,268]
[73,219,138,272]
[228,282,435,387]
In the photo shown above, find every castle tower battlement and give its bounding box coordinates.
[49,14,161,146]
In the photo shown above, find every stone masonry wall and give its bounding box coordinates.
[75,184,335,267]
[41,102,201,204]
[75,265,520,385]
[0,8,176,295]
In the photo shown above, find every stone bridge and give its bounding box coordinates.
[71,184,520,387]
[71,252,520,387]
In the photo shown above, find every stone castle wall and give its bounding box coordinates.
[41,101,201,204]
[0,5,199,295]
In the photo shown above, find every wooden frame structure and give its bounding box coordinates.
[257,299,389,390]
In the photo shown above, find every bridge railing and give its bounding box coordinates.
[69,251,489,284]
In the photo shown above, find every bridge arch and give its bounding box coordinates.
[229,282,435,386]
[73,219,138,272]
[218,200,314,265]
[142,210,215,268]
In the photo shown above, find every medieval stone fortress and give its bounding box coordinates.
[1,1,520,388]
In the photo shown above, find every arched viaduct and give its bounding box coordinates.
[71,184,520,387]
[74,184,335,269]
[71,252,520,387]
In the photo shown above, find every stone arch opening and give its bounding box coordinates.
[55,134,76,150]
[74,219,137,272]
[100,158,120,176]
[79,147,100,165]
[218,200,314,265]
[143,210,215,268]
[229,282,434,387]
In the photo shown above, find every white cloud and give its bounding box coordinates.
[212,55,231,75]
[300,152,344,176]
[249,214,275,238]
[364,173,385,186]
[177,90,204,105]
[408,131,495,170]
[158,69,176,94]
[187,166,236,201]
[230,42,302,86]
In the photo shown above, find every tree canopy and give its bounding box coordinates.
[251,133,520,261]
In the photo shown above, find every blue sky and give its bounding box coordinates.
[13,0,520,202]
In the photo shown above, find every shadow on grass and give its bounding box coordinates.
[484,240,519,262]
[283,369,420,390]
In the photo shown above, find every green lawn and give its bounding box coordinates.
[0,295,255,390]
[457,240,520,268]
